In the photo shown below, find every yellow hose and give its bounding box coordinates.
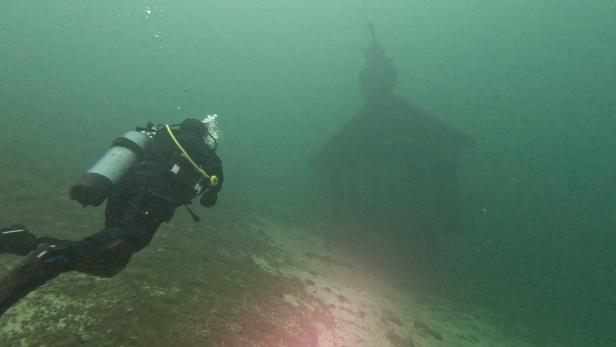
[165,124,218,187]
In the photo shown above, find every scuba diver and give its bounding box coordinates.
[0,116,223,316]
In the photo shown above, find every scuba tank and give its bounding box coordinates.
[69,124,156,207]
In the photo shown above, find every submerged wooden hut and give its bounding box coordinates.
[312,34,475,253]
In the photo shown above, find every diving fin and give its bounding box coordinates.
[0,243,67,316]
[0,225,38,256]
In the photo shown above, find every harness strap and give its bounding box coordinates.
[164,124,219,187]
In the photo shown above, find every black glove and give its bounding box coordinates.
[200,189,218,208]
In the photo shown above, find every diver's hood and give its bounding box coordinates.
[179,118,208,136]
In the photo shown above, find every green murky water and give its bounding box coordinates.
[1,1,614,346]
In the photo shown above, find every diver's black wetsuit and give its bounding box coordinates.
[0,119,223,315]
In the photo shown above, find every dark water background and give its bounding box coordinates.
[1,1,615,346]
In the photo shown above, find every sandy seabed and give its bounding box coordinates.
[0,196,560,347]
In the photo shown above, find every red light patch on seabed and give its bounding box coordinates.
[219,287,344,347]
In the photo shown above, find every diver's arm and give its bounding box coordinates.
[200,154,223,208]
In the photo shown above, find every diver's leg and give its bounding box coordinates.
[73,187,169,277]
[0,225,155,316]
[0,190,165,315]
[0,242,70,316]
[68,226,156,277]
[0,225,73,256]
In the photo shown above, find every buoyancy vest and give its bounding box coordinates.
[139,127,215,206]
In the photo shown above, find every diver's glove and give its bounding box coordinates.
[200,189,218,208]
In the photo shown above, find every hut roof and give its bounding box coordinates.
[313,33,475,171]
[312,94,476,170]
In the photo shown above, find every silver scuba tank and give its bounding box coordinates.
[70,129,153,206]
